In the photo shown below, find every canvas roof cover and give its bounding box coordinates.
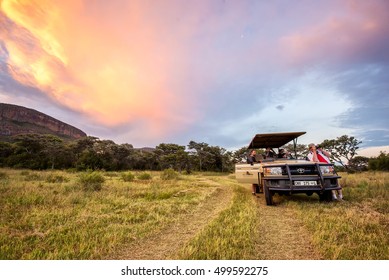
[248,132,306,149]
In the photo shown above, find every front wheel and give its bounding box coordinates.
[264,185,274,206]
[319,191,332,202]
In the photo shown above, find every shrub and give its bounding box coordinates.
[105,172,119,178]
[0,171,9,180]
[78,172,105,191]
[24,173,43,181]
[121,172,135,182]
[46,174,69,183]
[137,172,152,180]
[160,168,179,180]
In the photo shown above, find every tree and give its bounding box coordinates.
[320,135,362,171]
[129,149,158,170]
[8,134,67,169]
[348,156,369,172]
[41,135,66,169]
[232,147,249,163]
[111,143,133,170]
[283,144,308,159]
[206,146,225,172]
[155,143,189,171]
[221,149,234,172]
[369,152,389,171]
[0,142,14,167]
[187,141,211,171]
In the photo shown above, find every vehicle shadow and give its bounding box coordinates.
[271,193,330,205]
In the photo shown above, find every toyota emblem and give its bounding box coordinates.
[297,168,305,174]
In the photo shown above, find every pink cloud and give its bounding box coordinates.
[279,0,389,67]
[1,0,208,139]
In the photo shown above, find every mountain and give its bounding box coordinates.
[0,103,87,140]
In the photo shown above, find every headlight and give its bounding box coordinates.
[264,167,283,175]
[320,165,334,174]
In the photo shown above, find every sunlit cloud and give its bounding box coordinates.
[1,0,201,139]
[1,0,388,150]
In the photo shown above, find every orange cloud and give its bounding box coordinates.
[279,0,387,67]
[1,0,200,138]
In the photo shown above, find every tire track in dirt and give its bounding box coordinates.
[254,193,323,260]
[115,178,234,260]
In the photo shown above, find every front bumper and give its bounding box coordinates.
[264,163,341,193]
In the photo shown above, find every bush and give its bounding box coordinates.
[24,173,43,181]
[46,174,69,183]
[137,172,152,180]
[121,172,135,182]
[0,171,9,180]
[78,172,105,191]
[160,168,179,180]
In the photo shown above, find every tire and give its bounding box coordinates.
[264,185,274,206]
[319,191,332,202]
[254,184,260,194]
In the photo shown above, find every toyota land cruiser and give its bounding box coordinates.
[235,132,342,205]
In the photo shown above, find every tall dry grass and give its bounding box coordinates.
[1,169,388,260]
[0,169,218,259]
[281,172,389,259]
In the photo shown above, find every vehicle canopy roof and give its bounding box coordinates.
[248,132,306,149]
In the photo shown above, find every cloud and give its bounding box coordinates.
[280,0,389,68]
[1,0,389,150]
[1,0,202,140]
[276,105,284,111]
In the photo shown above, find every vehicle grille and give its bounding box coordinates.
[283,165,319,176]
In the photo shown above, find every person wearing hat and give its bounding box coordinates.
[307,143,331,163]
[307,143,343,201]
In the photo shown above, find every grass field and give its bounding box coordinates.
[0,168,388,260]
[278,172,389,259]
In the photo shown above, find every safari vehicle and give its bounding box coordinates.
[235,132,342,205]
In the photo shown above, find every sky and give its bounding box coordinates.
[1,0,389,154]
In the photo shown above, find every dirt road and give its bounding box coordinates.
[116,178,234,259]
[115,178,321,260]
[254,194,322,259]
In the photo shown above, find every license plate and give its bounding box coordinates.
[294,181,317,186]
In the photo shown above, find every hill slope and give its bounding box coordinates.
[0,103,86,140]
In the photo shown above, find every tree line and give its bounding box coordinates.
[0,133,388,172]
[0,134,236,172]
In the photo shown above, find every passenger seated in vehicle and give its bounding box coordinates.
[247,150,257,165]
[246,150,261,195]
[264,147,275,159]
[255,154,264,162]
[277,148,289,158]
